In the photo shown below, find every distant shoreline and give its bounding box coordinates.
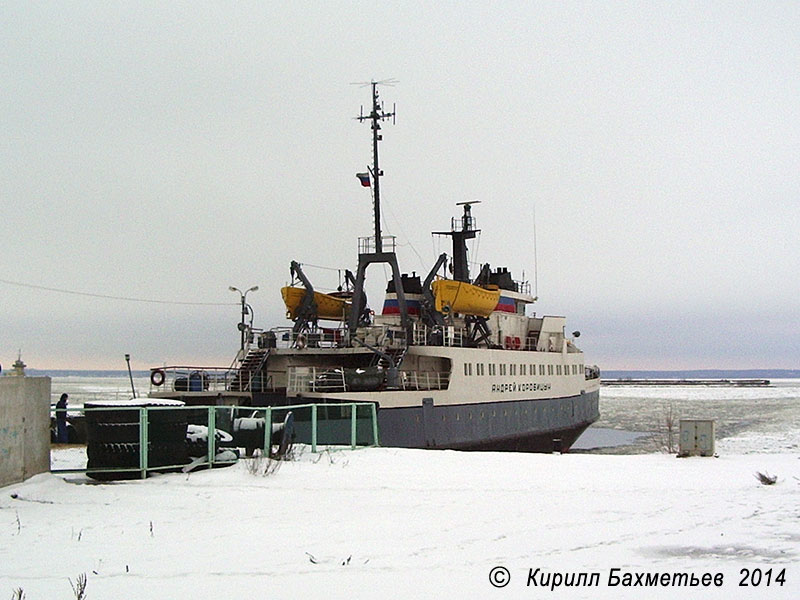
[23,368,800,379]
[26,369,152,378]
[602,369,800,379]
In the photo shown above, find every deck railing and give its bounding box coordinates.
[147,366,277,395]
[399,370,450,391]
[287,366,449,394]
[411,323,466,347]
[358,235,397,254]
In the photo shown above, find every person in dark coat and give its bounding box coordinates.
[56,393,69,443]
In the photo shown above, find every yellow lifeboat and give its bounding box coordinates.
[431,280,501,318]
[281,287,351,321]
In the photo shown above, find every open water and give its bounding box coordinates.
[48,373,152,407]
[576,379,800,455]
[45,374,800,455]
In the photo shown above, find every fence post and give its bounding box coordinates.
[139,407,148,479]
[311,404,318,452]
[207,406,216,468]
[370,403,379,447]
[263,407,272,456]
[350,403,357,449]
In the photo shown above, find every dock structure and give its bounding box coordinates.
[601,379,771,387]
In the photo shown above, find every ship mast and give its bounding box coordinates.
[357,81,395,253]
[434,200,481,283]
[348,81,409,338]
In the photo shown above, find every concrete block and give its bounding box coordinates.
[0,377,52,487]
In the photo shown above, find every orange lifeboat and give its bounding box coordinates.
[431,280,501,318]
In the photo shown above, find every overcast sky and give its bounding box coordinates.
[2,2,799,371]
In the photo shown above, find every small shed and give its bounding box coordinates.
[678,419,715,457]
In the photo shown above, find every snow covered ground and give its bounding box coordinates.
[2,380,798,598]
[2,445,798,599]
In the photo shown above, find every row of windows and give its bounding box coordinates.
[463,362,583,377]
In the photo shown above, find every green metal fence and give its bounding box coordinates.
[50,402,379,479]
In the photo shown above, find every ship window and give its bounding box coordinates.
[539,364,545,376]
[557,365,562,375]
[500,364,507,376]
[521,364,526,376]
[548,364,553,376]
[510,364,516,376]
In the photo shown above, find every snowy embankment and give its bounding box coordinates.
[2,446,798,599]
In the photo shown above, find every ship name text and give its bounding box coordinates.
[491,381,551,394]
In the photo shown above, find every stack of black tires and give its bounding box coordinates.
[85,400,189,481]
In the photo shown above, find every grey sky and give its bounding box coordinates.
[2,2,798,370]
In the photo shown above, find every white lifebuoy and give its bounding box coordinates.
[150,369,166,386]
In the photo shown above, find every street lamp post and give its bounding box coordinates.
[229,285,259,355]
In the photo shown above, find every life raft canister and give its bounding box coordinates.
[150,369,166,386]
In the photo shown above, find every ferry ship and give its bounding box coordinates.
[149,83,600,452]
